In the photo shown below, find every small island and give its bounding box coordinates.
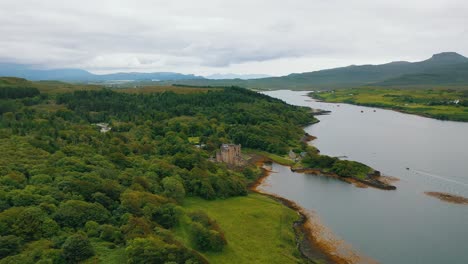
[292,145,396,190]
[425,192,468,205]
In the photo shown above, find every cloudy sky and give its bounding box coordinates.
[1,0,467,76]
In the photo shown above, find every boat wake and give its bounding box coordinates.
[412,169,468,188]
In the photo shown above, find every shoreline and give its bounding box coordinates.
[308,93,468,123]
[290,167,396,190]
[301,122,396,190]
[250,161,375,264]
[286,132,396,190]
[244,106,393,263]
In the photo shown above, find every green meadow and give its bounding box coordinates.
[178,194,305,264]
[311,88,468,122]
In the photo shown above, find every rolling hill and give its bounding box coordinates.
[167,52,468,90]
[375,61,468,86]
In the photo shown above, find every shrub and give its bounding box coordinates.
[190,222,226,252]
[126,236,202,264]
[143,203,179,229]
[99,224,123,243]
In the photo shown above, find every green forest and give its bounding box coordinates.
[0,79,316,263]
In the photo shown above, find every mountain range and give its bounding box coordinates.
[205,73,272,80]
[165,52,468,90]
[1,52,468,89]
[0,63,204,82]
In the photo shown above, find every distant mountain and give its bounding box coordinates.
[375,62,468,86]
[2,52,468,89]
[0,63,93,81]
[0,63,204,82]
[245,52,468,89]
[205,73,272,80]
[167,52,468,90]
[366,52,468,86]
[92,72,204,82]
[424,52,468,65]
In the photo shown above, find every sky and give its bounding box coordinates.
[0,0,468,76]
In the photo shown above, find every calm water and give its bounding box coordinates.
[261,90,468,264]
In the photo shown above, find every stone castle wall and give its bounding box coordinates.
[216,144,242,166]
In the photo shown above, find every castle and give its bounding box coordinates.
[216,144,243,166]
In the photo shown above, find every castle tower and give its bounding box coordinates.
[216,144,243,166]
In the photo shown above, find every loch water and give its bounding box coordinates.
[260,90,468,264]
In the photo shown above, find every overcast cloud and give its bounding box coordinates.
[1,0,467,75]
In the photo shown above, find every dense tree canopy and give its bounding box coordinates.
[0,86,39,99]
[0,85,314,263]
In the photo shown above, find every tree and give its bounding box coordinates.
[144,203,179,229]
[242,167,256,180]
[121,216,153,239]
[190,222,226,252]
[99,224,123,243]
[55,200,110,227]
[162,177,185,203]
[84,221,100,237]
[125,236,172,264]
[0,235,22,258]
[120,191,166,216]
[0,206,58,241]
[62,233,95,263]
[12,207,59,240]
[198,180,216,200]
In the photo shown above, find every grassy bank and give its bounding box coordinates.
[311,87,468,121]
[178,194,306,264]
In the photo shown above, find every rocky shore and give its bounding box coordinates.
[250,162,355,264]
[301,132,317,143]
[311,109,332,116]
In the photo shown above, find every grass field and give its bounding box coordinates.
[179,193,305,264]
[311,87,468,122]
[243,149,296,166]
[83,194,306,264]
